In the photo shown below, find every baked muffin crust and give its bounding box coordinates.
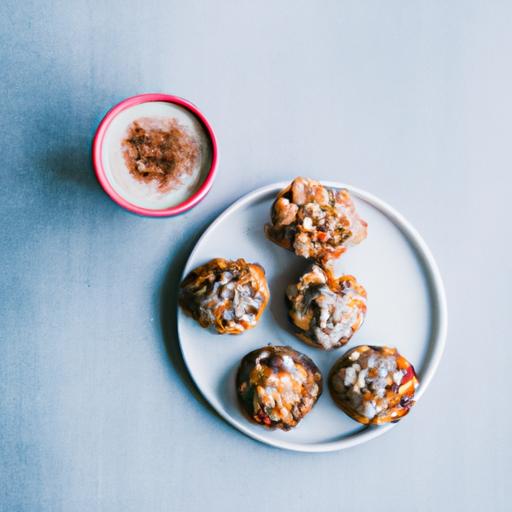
[287,265,367,350]
[236,346,323,430]
[265,177,367,264]
[329,345,419,425]
[179,258,269,334]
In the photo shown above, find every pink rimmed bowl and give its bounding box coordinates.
[92,93,218,217]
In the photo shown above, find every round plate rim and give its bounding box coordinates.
[177,181,448,452]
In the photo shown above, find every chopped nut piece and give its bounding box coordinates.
[349,350,361,361]
[273,197,299,226]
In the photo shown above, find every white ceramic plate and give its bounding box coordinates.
[177,182,447,452]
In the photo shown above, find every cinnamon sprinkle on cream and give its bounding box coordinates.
[122,117,199,193]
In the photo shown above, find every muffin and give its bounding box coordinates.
[286,265,367,350]
[265,177,367,264]
[236,346,323,430]
[179,258,270,334]
[329,345,419,425]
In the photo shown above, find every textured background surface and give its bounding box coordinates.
[1,1,510,510]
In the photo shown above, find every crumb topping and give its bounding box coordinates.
[266,177,368,263]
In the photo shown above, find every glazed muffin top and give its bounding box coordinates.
[329,345,419,425]
[265,177,367,264]
[236,346,323,430]
[287,265,367,350]
[179,258,269,334]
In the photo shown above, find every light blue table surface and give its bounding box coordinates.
[1,1,510,510]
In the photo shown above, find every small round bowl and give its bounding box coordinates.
[92,93,218,217]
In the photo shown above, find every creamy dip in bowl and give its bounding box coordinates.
[93,94,218,216]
